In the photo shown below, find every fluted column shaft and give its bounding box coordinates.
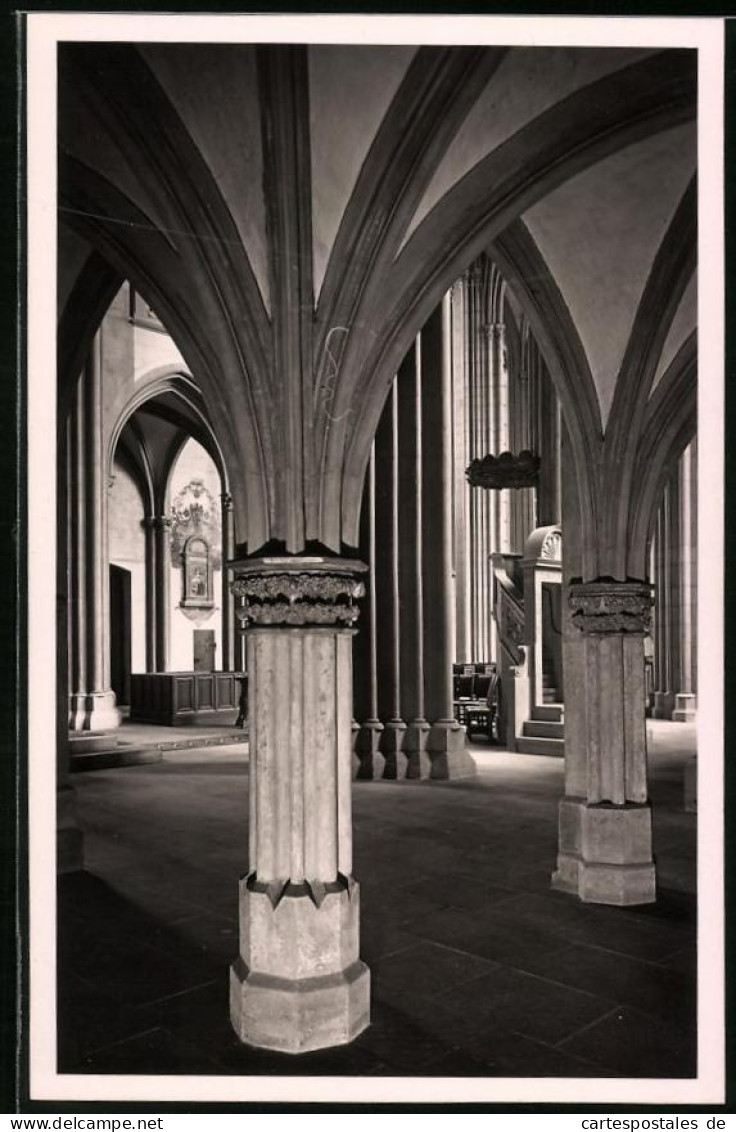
[229,558,370,1053]
[552,423,655,906]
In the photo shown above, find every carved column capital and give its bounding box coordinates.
[231,556,367,628]
[569,579,653,636]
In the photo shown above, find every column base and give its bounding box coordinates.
[404,718,431,779]
[427,720,476,780]
[231,875,370,1053]
[652,691,674,720]
[552,797,656,906]
[672,693,697,722]
[380,719,407,779]
[68,691,122,733]
[354,720,384,780]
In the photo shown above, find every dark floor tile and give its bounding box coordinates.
[414,1045,501,1077]
[376,987,499,1051]
[360,887,453,929]
[657,945,697,974]
[519,942,697,1027]
[349,1001,450,1072]
[433,964,617,1047]
[550,905,695,963]
[73,1026,224,1075]
[57,974,145,1068]
[397,872,518,912]
[72,939,218,1009]
[213,1032,388,1077]
[458,1026,620,1079]
[558,1005,696,1078]
[359,920,419,964]
[370,939,497,1000]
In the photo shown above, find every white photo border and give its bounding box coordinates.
[26,11,725,1106]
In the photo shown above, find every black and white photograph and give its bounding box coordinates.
[23,11,724,1108]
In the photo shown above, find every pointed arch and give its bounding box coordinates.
[330,50,695,551]
[627,332,697,577]
[59,153,268,550]
[602,177,696,577]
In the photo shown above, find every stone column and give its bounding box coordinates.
[537,365,562,528]
[398,340,430,778]
[450,276,472,663]
[142,516,157,673]
[651,492,672,718]
[375,381,406,777]
[467,262,492,661]
[490,321,511,555]
[229,557,370,1053]
[59,419,83,872]
[673,442,697,721]
[67,340,121,733]
[422,300,476,780]
[508,324,536,554]
[221,492,235,671]
[666,468,682,715]
[355,443,384,778]
[154,515,172,673]
[553,580,656,906]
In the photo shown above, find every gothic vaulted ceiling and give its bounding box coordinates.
[58,43,696,574]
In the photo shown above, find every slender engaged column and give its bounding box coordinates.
[142,516,157,673]
[229,557,370,1053]
[67,339,121,733]
[375,381,406,777]
[58,420,83,871]
[355,443,383,778]
[398,341,430,778]
[450,276,472,662]
[552,580,656,906]
[154,515,173,672]
[490,320,511,555]
[221,493,235,671]
[673,443,697,721]
[422,301,476,779]
[653,478,678,718]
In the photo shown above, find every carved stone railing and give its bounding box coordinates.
[493,567,525,665]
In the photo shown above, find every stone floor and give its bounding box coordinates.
[57,721,697,1080]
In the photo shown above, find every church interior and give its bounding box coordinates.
[53,40,700,1082]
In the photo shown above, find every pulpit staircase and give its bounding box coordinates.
[493,547,565,758]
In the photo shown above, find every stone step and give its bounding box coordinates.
[523,719,565,739]
[531,704,564,722]
[515,735,565,758]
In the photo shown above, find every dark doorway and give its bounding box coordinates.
[110,564,132,705]
[194,629,216,672]
[541,581,563,703]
